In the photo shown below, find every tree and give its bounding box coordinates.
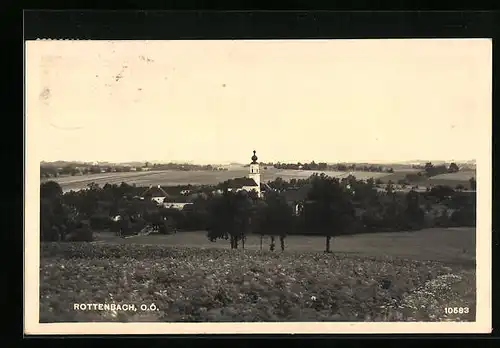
[306,173,356,253]
[469,177,477,190]
[448,162,460,173]
[424,162,448,177]
[428,185,455,202]
[424,162,434,172]
[279,235,286,252]
[207,190,253,249]
[87,182,100,191]
[230,191,253,249]
[402,190,425,230]
[253,191,294,251]
[268,177,288,192]
[270,236,276,251]
[40,182,88,242]
[366,178,375,188]
[450,195,476,227]
[385,180,394,194]
[40,181,63,200]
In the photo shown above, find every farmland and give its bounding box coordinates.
[40,228,476,322]
[44,167,391,192]
[377,170,476,188]
[42,166,477,193]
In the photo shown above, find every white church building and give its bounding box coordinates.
[226,150,265,198]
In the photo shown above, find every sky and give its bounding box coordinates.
[26,39,491,165]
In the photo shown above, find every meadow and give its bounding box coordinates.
[40,228,476,322]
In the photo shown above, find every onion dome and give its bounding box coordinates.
[251,150,258,164]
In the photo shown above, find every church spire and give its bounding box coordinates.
[251,150,258,164]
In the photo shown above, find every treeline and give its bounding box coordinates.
[207,174,475,252]
[40,164,147,178]
[272,161,467,178]
[150,163,228,171]
[272,161,394,173]
[40,173,476,253]
[40,162,228,178]
[388,174,476,191]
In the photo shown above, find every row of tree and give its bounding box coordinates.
[272,161,394,173]
[40,161,228,179]
[40,164,144,178]
[273,161,465,178]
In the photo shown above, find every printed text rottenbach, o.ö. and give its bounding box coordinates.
[73,303,159,312]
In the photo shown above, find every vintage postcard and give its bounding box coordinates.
[25,39,492,334]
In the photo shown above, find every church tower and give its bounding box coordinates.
[248,150,261,197]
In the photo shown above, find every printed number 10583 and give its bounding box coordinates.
[445,307,469,314]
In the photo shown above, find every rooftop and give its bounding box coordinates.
[225,177,258,188]
[281,184,313,202]
[142,185,169,197]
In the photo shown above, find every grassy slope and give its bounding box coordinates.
[40,228,476,322]
[92,228,475,265]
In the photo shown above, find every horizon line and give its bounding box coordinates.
[40,158,477,165]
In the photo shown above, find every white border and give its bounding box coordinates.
[24,39,492,335]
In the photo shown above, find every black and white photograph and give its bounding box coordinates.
[25,38,491,334]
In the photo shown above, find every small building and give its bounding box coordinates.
[142,185,170,205]
[260,182,274,195]
[163,202,193,210]
[281,184,313,216]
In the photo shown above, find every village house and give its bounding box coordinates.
[281,184,313,216]
[142,185,169,205]
[141,184,199,210]
[163,202,193,210]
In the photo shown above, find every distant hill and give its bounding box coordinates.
[41,161,88,167]
[393,159,476,165]
[118,162,147,167]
